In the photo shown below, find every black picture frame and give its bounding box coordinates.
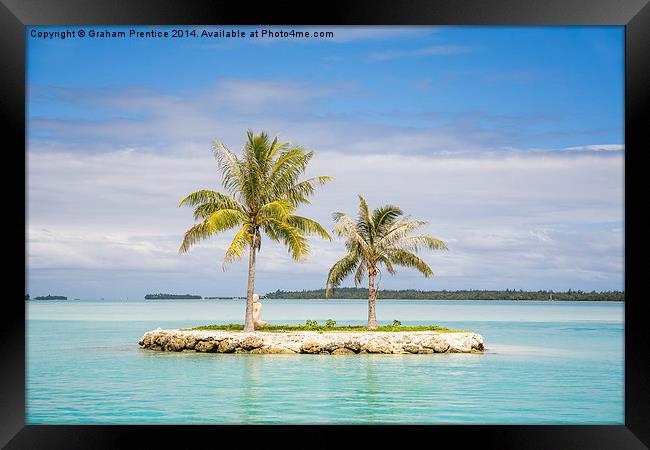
[2,0,648,448]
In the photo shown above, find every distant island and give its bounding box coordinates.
[264,288,624,302]
[33,295,68,300]
[145,293,202,299]
[204,296,247,300]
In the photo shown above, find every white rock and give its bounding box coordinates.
[138,329,485,354]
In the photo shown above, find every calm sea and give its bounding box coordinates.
[26,299,624,424]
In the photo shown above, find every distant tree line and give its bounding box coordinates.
[144,293,202,299]
[264,288,624,301]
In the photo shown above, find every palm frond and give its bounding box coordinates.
[356,195,373,241]
[267,135,290,161]
[207,208,247,233]
[211,140,245,196]
[266,218,309,260]
[280,176,333,206]
[326,252,361,298]
[378,255,396,275]
[247,130,270,166]
[377,218,427,249]
[178,190,243,210]
[354,259,367,285]
[388,249,434,277]
[257,200,294,223]
[179,221,215,254]
[372,205,403,233]
[240,134,265,207]
[269,148,313,185]
[332,212,372,253]
[223,224,252,267]
[179,208,247,253]
[289,215,332,241]
[397,234,449,252]
[179,191,245,222]
[262,221,282,244]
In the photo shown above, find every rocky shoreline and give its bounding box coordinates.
[139,329,485,354]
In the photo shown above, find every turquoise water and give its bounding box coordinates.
[26,299,624,424]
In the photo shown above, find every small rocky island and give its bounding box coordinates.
[33,294,67,300]
[144,293,202,299]
[139,329,485,354]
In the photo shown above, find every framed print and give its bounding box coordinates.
[2,0,649,448]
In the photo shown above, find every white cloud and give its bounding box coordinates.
[205,79,344,114]
[369,45,476,61]
[29,80,365,153]
[563,144,624,152]
[30,81,618,161]
[27,147,624,297]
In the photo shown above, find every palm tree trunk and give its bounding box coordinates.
[367,272,378,329]
[243,235,257,332]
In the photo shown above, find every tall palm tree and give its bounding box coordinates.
[179,130,332,331]
[326,195,448,329]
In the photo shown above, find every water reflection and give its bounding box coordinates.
[359,357,381,421]
[240,356,262,422]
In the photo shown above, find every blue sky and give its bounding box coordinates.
[26,26,624,299]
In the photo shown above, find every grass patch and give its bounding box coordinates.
[183,323,463,333]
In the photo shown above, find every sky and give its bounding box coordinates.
[26,26,624,299]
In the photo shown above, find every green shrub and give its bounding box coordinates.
[325,319,336,328]
[392,320,402,327]
[184,323,462,333]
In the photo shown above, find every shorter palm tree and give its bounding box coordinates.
[326,195,448,328]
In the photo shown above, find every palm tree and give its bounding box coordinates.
[326,195,448,329]
[179,130,333,331]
